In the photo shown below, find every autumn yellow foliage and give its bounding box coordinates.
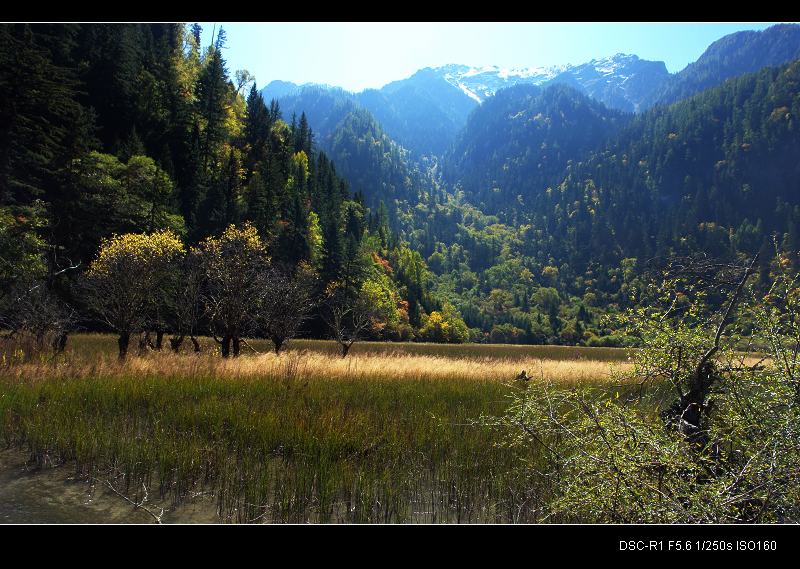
[88,229,185,279]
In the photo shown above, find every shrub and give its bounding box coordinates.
[487,254,800,522]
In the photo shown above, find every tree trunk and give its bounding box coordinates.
[221,335,232,358]
[190,336,201,353]
[53,331,68,354]
[170,335,184,353]
[341,342,351,358]
[670,256,757,449]
[118,332,131,361]
[678,361,717,447]
[140,332,150,354]
[35,331,46,352]
[232,336,241,357]
[155,330,164,351]
[273,336,284,355]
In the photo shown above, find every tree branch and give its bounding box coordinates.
[695,254,759,379]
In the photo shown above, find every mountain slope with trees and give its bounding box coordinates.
[396,59,800,344]
[4,23,800,349]
[265,85,443,225]
[643,23,800,109]
[0,23,465,351]
[443,83,630,217]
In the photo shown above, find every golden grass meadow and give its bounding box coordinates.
[0,334,635,523]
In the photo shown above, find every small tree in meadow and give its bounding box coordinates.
[165,248,205,353]
[84,230,185,360]
[258,262,317,354]
[322,281,389,357]
[199,222,269,358]
[2,278,76,356]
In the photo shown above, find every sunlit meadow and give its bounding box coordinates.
[0,335,635,522]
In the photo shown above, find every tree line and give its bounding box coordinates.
[81,224,391,360]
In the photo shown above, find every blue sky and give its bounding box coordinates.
[197,22,786,93]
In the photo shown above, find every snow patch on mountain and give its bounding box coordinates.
[456,83,483,103]
[431,54,670,112]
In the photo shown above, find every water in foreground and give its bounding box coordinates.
[0,449,217,523]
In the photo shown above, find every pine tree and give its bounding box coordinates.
[245,168,276,240]
[0,24,90,204]
[214,26,227,50]
[296,112,311,155]
[190,23,202,44]
[268,99,282,123]
[243,83,271,177]
[195,47,229,174]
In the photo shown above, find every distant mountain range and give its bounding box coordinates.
[259,24,800,159]
[261,53,669,114]
[429,54,670,113]
[259,54,668,155]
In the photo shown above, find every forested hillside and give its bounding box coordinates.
[0,23,466,348]
[3,22,800,349]
[642,23,800,108]
[410,60,800,344]
[359,67,475,157]
[269,85,446,227]
[443,83,630,216]
[553,60,800,266]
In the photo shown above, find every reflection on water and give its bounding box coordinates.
[0,449,218,524]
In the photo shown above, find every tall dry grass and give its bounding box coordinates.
[0,334,634,523]
[43,333,634,362]
[33,351,624,384]
[2,335,630,386]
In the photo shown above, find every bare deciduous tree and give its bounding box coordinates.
[259,263,317,354]
[0,279,76,358]
[321,284,382,358]
[166,248,204,353]
[642,253,759,447]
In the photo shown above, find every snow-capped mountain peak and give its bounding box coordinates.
[430,54,669,112]
[437,63,563,103]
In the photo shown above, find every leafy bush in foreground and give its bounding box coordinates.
[489,253,800,522]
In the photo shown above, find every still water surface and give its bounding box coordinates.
[0,449,217,524]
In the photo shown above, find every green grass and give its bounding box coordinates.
[0,334,630,523]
